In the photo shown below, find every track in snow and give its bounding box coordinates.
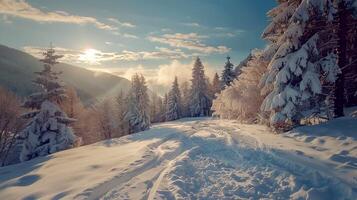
[77,119,354,200]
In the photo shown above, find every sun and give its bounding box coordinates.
[80,48,98,63]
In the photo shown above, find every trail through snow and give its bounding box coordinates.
[0,118,356,199]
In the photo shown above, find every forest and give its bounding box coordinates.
[0,0,356,199]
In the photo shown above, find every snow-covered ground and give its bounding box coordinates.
[0,117,356,200]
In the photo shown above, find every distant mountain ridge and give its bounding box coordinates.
[0,44,131,104]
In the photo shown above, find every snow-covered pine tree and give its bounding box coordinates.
[221,56,235,88]
[19,45,77,162]
[166,77,182,121]
[125,74,150,133]
[260,0,355,129]
[156,96,165,123]
[116,90,129,135]
[211,73,221,97]
[180,81,190,118]
[150,93,164,123]
[150,93,158,123]
[259,0,301,103]
[190,57,211,117]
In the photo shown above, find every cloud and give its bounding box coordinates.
[113,59,217,94]
[113,31,138,39]
[148,33,230,54]
[0,0,116,30]
[182,22,200,27]
[107,17,136,28]
[122,33,138,39]
[161,28,172,32]
[155,59,216,87]
[212,27,245,38]
[23,45,190,65]
[116,65,158,81]
[24,46,82,63]
[1,15,12,23]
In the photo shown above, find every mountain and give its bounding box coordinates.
[0,44,131,104]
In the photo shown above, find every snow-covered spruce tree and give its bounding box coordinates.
[19,46,77,162]
[260,0,353,129]
[116,90,129,135]
[189,57,212,117]
[125,74,150,133]
[221,56,236,88]
[166,77,182,121]
[259,0,301,103]
[156,95,166,122]
[212,50,269,121]
[211,73,221,97]
[150,92,164,123]
[150,93,158,123]
[180,81,190,118]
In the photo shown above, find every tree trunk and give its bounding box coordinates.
[334,1,347,118]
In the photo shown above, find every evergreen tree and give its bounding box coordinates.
[221,56,235,88]
[150,93,164,123]
[162,93,168,121]
[211,73,221,97]
[190,57,211,117]
[157,96,165,122]
[260,0,357,129]
[115,90,129,136]
[19,45,77,162]
[125,74,150,133]
[180,81,190,117]
[166,77,182,121]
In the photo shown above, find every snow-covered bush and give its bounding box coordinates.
[0,87,25,166]
[212,50,269,122]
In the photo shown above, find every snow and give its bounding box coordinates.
[0,118,356,199]
[19,100,76,162]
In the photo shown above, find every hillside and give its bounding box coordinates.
[0,118,355,200]
[0,44,131,104]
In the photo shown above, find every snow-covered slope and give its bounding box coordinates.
[0,118,356,200]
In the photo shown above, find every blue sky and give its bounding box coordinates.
[0,0,276,92]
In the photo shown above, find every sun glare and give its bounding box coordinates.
[80,48,98,63]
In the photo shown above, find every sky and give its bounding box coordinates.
[0,0,276,92]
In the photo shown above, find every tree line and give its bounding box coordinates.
[212,0,357,131]
[0,47,222,166]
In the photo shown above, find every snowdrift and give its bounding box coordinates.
[0,118,356,199]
